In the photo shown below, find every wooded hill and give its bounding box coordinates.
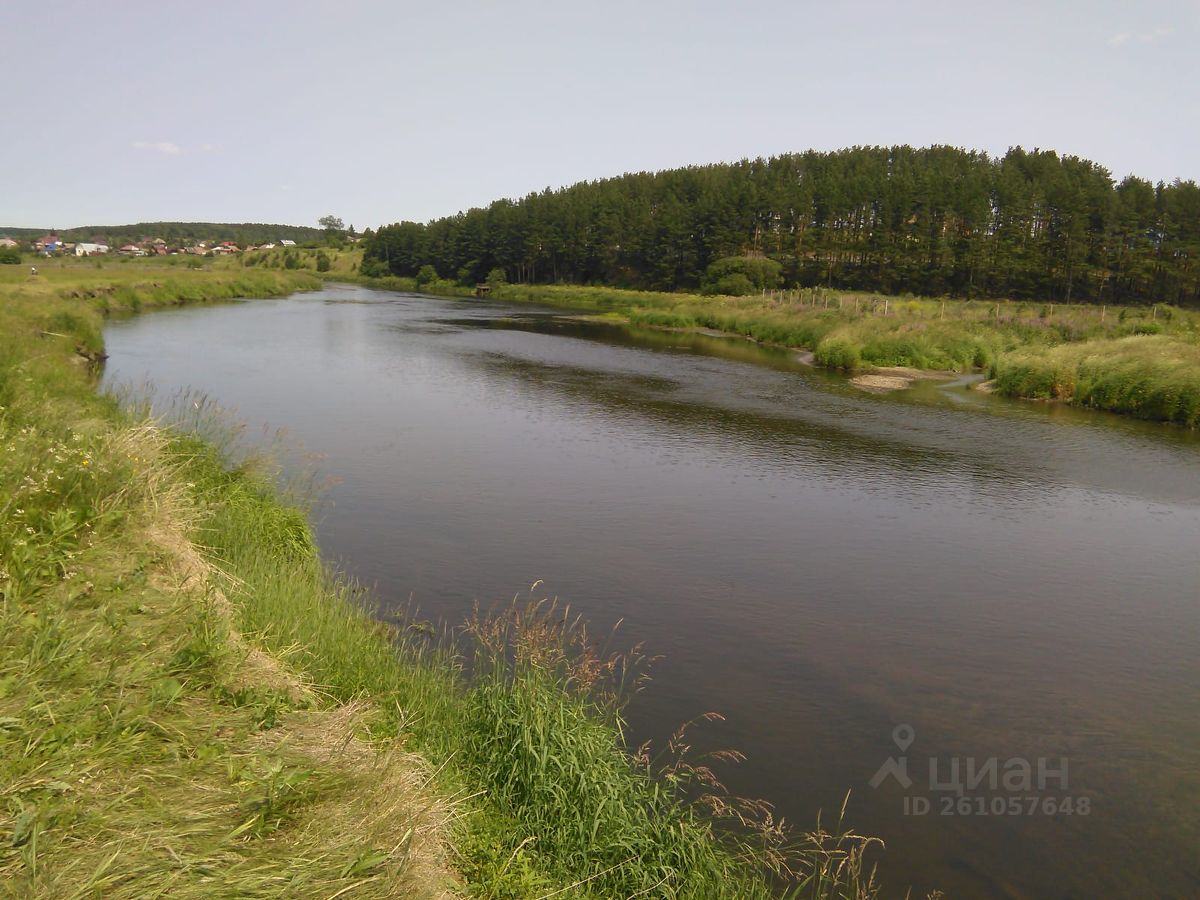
[0,222,326,246]
[362,146,1200,306]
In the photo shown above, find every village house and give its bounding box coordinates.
[0,237,19,248]
[279,239,296,248]
[75,242,110,256]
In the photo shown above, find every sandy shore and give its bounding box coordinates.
[850,365,959,392]
[851,372,915,391]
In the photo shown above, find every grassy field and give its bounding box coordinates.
[316,253,1200,426]
[1,261,887,897]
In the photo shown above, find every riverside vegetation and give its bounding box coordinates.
[510,283,1200,427]
[1,261,888,896]
[297,248,1200,428]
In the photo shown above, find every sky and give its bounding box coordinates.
[4,0,1198,231]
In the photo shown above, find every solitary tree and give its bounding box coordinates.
[319,215,347,248]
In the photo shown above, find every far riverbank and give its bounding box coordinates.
[300,256,1198,426]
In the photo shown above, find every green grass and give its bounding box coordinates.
[0,258,321,316]
[0,269,453,897]
[991,336,1200,426]
[240,245,366,277]
[1,264,890,897]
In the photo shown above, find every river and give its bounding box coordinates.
[101,284,1200,898]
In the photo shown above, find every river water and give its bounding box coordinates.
[101,284,1200,898]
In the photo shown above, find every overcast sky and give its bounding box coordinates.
[4,0,1197,230]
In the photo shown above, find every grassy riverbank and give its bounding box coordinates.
[487,285,1200,424]
[332,263,1200,426]
[1,265,884,897]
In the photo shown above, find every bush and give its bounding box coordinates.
[709,273,757,296]
[360,257,389,278]
[701,256,782,295]
[0,246,21,265]
[415,264,439,288]
[315,251,331,273]
[814,335,862,370]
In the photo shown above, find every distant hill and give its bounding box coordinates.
[0,222,326,246]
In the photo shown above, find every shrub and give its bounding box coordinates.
[701,256,782,295]
[360,257,389,278]
[708,272,757,296]
[415,264,439,288]
[814,336,862,370]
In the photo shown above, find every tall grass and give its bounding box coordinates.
[456,602,790,898]
[991,336,1200,426]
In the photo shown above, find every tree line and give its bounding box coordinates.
[0,222,328,247]
[362,145,1200,305]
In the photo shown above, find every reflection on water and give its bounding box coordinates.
[102,285,1200,898]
